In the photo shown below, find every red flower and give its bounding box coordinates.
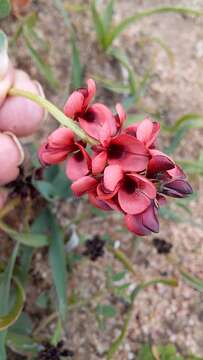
[92,133,149,175]
[38,128,75,165]
[97,165,156,215]
[147,149,175,177]
[71,176,98,196]
[66,142,91,180]
[39,128,91,180]
[125,202,159,236]
[162,165,193,198]
[125,118,160,148]
[38,79,193,237]
[64,79,118,143]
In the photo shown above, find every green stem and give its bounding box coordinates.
[8,88,98,145]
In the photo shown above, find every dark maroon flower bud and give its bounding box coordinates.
[162,179,193,198]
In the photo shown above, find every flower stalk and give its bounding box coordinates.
[8,88,98,145]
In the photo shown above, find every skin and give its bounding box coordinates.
[0,132,24,185]
[0,69,46,137]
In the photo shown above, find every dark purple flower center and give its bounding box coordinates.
[108,143,124,159]
[74,151,84,162]
[123,177,137,194]
[84,110,96,122]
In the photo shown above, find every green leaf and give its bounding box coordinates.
[9,312,33,336]
[112,271,126,282]
[33,180,56,201]
[0,221,49,247]
[102,0,114,29]
[163,113,203,133]
[34,166,72,200]
[164,126,188,155]
[0,0,11,19]
[48,211,68,321]
[137,344,154,360]
[139,35,174,66]
[36,291,49,309]
[130,278,178,302]
[107,278,177,359]
[0,278,25,331]
[0,243,19,359]
[106,7,203,49]
[70,35,83,89]
[52,0,70,28]
[180,270,203,292]
[6,332,40,356]
[109,47,137,96]
[92,75,130,94]
[0,30,9,78]
[96,304,117,318]
[91,0,107,49]
[23,27,59,90]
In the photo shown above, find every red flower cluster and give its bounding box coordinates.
[39,79,192,236]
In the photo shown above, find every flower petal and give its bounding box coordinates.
[125,214,151,236]
[79,103,117,140]
[64,91,85,118]
[142,204,159,233]
[38,143,69,165]
[163,179,193,198]
[103,165,123,192]
[71,176,97,196]
[118,187,151,215]
[128,173,156,199]
[108,134,149,172]
[66,144,91,180]
[83,79,96,108]
[48,128,75,149]
[115,103,126,128]
[136,118,160,148]
[92,150,107,175]
[88,192,113,211]
[148,149,175,175]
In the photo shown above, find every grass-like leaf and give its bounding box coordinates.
[181,270,203,292]
[107,277,177,359]
[163,113,203,133]
[6,332,39,356]
[48,210,68,321]
[91,0,107,49]
[0,0,11,19]
[0,221,49,247]
[23,27,59,90]
[102,0,114,29]
[109,48,137,96]
[0,278,25,331]
[105,7,203,49]
[0,243,19,359]
[70,35,83,89]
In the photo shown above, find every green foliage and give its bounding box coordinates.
[0,0,11,19]
[11,12,59,90]
[91,2,203,50]
[181,270,203,293]
[138,343,183,360]
[0,278,25,331]
[0,244,21,359]
[52,0,83,89]
[137,343,203,360]
[96,304,117,319]
[33,164,72,201]
[48,210,68,321]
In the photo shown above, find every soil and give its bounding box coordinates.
[1,0,203,359]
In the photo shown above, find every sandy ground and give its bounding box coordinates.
[1,0,203,359]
